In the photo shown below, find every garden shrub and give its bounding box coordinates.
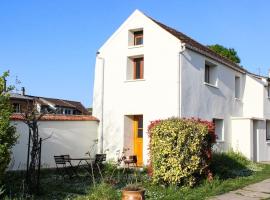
[0,72,17,185]
[148,118,215,186]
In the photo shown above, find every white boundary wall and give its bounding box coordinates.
[10,120,98,170]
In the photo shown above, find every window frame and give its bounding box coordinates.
[213,118,224,142]
[266,120,270,141]
[235,76,241,99]
[13,103,21,113]
[133,57,144,79]
[133,31,143,46]
[204,61,218,87]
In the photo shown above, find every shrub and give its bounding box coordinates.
[0,72,17,185]
[148,118,215,186]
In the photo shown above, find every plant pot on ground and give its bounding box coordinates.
[122,184,145,200]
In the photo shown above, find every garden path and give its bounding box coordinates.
[210,178,270,200]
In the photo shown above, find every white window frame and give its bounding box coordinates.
[235,76,241,99]
[204,60,218,87]
[213,118,224,142]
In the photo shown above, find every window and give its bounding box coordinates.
[133,57,144,79]
[266,120,270,140]
[128,29,143,46]
[267,85,270,98]
[134,31,143,45]
[213,119,224,141]
[13,103,21,113]
[204,61,218,86]
[137,115,143,138]
[235,76,240,99]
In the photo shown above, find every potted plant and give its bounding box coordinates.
[122,183,145,200]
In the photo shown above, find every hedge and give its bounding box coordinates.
[148,118,215,186]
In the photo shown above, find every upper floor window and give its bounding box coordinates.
[267,85,270,98]
[133,57,144,79]
[134,31,143,45]
[128,29,143,46]
[13,103,21,113]
[204,61,218,86]
[235,76,240,99]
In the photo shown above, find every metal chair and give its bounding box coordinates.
[124,155,137,168]
[54,155,76,178]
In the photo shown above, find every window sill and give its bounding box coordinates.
[204,82,218,89]
[128,45,144,49]
[266,140,270,144]
[235,98,242,102]
[125,79,145,83]
[216,140,225,143]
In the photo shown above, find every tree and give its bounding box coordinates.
[207,44,241,64]
[0,71,17,185]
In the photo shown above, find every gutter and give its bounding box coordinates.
[96,52,105,154]
[178,43,186,118]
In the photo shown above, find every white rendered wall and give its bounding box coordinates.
[181,49,245,150]
[10,120,98,170]
[231,118,253,160]
[242,75,264,118]
[93,10,181,164]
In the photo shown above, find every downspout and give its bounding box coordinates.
[96,52,105,153]
[178,43,186,118]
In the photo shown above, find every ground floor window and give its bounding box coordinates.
[213,118,224,141]
[266,120,270,140]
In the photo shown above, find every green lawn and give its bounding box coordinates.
[2,153,270,200]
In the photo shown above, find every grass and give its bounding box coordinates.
[2,152,270,200]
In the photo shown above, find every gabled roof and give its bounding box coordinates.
[10,93,89,115]
[148,17,247,74]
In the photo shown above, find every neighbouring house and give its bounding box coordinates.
[9,89,99,170]
[10,87,89,115]
[93,9,270,166]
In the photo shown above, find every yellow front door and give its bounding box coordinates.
[133,115,143,166]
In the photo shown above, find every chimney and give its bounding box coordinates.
[21,87,25,96]
[3,77,6,92]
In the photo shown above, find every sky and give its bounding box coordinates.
[1,0,270,107]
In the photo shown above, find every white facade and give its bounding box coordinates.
[10,120,98,170]
[93,10,270,164]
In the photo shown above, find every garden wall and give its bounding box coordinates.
[9,115,99,170]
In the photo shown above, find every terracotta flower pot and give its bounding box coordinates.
[122,189,145,200]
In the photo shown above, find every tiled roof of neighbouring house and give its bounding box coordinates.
[11,113,99,121]
[10,93,90,115]
[149,17,247,73]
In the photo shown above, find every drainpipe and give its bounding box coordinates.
[96,52,105,153]
[178,43,186,118]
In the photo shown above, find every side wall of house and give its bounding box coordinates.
[93,11,181,164]
[10,120,98,170]
[181,49,244,150]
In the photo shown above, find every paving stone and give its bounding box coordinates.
[234,189,270,199]
[243,181,270,194]
[210,192,260,200]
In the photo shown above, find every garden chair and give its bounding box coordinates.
[124,155,137,168]
[54,155,77,178]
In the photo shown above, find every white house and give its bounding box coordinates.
[93,9,270,165]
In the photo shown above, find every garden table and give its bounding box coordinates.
[68,157,96,185]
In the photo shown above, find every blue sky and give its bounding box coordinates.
[1,0,270,107]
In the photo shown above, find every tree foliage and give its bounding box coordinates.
[208,44,241,64]
[0,71,17,184]
[148,118,215,186]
